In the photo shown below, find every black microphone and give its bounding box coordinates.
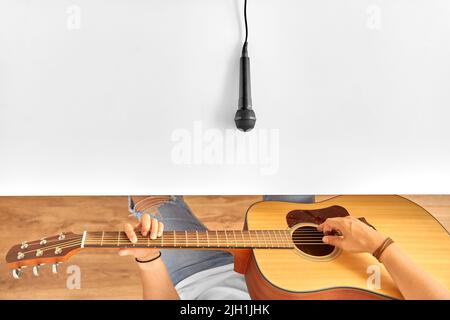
[235,42,256,132]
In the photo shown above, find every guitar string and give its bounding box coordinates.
[17,240,331,263]
[19,231,331,255]
[84,239,328,245]
[20,233,329,254]
[83,237,325,242]
[83,241,328,246]
[85,235,326,240]
[19,237,331,256]
[84,236,326,241]
[20,239,82,255]
[82,238,323,243]
[20,235,83,246]
[87,230,325,233]
[86,234,326,238]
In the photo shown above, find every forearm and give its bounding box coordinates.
[138,257,180,300]
[380,244,450,300]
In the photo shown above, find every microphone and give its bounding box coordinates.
[234,42,256,132]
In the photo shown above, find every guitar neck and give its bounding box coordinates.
[82,230,295,249]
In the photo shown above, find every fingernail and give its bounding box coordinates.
[132,236,137,243]
[151,234,156,240]
[322,236,328,243]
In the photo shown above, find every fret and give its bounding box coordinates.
[264,230,269,248]
[232,230,237,247]
[273,230,280,248]
[173,231,176,247]
[247,231,252,248]
[215,231,219,248]
[196,231,199,247]
[268,230,274,248]
[261,230,271,248]
[283,230,291,247]
[161,233,164,247]
[117,231,120,246]
[261,230,270,248]
[257,230,264,248]
[240,231,247,248]
[277,230,282,248]
[224,230,229,247]
[185,231,188,247]
[257,230,262,248]
[276,230,282,248]
[267,230,272,248]
[100,231,104,246]
[281,230,288,247]
[272,230,279,248]
[206,231,210,247]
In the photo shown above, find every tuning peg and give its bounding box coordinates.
[51,263,61,274]
[32,265,41,277]
[12,268,23,279]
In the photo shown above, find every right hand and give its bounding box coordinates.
[317,216,386,254]
[118,213,164,260]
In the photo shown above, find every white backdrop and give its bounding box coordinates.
[1,0,450,195]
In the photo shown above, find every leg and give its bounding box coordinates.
[263,195,315,203]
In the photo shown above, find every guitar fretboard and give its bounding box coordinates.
[83,230,295,249]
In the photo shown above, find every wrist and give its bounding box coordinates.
[367,232,386,254]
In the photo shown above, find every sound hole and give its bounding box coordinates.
[292,226,335,257]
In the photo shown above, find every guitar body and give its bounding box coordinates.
[240,195,450,299]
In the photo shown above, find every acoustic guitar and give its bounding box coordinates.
[5,195,450,299]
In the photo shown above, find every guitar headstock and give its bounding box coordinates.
[5,232,83,279]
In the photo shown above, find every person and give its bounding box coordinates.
[118,196,450,300]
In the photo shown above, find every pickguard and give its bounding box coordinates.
[286,206,376,230]
[286,205,349,227]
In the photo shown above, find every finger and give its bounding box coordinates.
[141,214,151,236]
[118,249,132,256]
[318,222,333,233]
[323,235,344,248]
[157,221,164,237]
[150,218,158,239]
[321,218,346,234]
[124,223,138,243]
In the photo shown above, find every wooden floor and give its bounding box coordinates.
[0,195,449,299]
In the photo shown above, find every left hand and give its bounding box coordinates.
[118,213,164,261]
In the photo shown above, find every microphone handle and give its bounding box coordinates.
[238,44,252,110]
